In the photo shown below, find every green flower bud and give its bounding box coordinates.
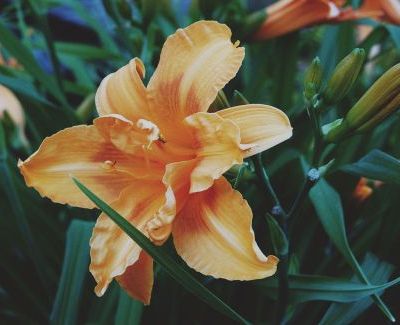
[304,57,323,101]
[324,48,365,104]
[326,63,400,142]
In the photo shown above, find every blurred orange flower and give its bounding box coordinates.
[339,0,400,25]
[0,84,27,146]
[353,178,373,202]
[19,21,292,304]
[353,177,384,203]
[253,0,345,40]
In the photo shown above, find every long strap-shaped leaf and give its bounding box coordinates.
[256,273,400,304]
[73,178,251,325]
[309,179,395,322]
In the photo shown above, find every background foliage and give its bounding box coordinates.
[0,0,399,324]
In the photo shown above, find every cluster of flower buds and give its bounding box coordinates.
[326,63,400,142]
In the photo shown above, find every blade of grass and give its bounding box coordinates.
[50,220,94,325]
[73,177,251,325]
[115,289,144,325]
[0,122,50,298]
[256,273,400,304]
[26,0,66,102]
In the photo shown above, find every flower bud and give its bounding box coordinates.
[324,48,365,104]
[304,57,323,101]
[326,63,400,142]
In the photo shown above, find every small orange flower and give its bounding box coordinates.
[18,21,292,304]
[353,177,383,203]
[353,178,373,202]
[339,0,400,25]
[253,0,345,40]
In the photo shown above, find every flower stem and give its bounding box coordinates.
[252,154,287,220]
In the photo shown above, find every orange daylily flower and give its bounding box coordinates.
[253,0,345,40]
[338,0,400,25]
[18,21,292,304]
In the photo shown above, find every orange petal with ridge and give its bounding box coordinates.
[173,177,278,280]
[90,181,173,296]
[184,112,244,193]
[96,58,149,122]
[218,104,292,158]
[147,20,244,145]
[18,115,164,209]
[116,251,154,305]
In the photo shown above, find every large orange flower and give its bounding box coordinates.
[18,21,292,304]
[338,0,400,25]
[253,0,345,40]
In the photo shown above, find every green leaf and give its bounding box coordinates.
[50,220,94,324]
[115,289,143,325]
[0,122,50,296]
[341,149,400,185]
[385,24,400,49]
[0,19,67,106]
[73,178,251,325]
[309,179,396,322]
[256,273,400,304]
[55,42,120,60]
[0,74,54,107]
[320,253,395,325]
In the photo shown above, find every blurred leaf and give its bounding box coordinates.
[55,42,120,60]
[58,0,119,54]
[0,19,67,107]
[0,75,54,107]
[309,179,395,322]
[385,25,400,49]
[115,290,143,325]
[320,253,395,325]
[341,149,400,185]
[257,272,400,304]
[73,178,251,325]
[0,123,50,296]
[50,220,94,325]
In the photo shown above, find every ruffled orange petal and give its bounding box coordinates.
[18,115,164,209]
[147,20,244,145]
[90,181,173,296]
[218,104,292,158]
[253,0,341,40]
[116,251,154,305]
[380,0,400,24]
[95,58,149,121]
[184,112,245,193]
[172,177,278,280]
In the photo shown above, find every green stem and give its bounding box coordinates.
[252,153,288,324]
[252,154,286,219]
[274,254,289,325]
[233,164,246,189]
